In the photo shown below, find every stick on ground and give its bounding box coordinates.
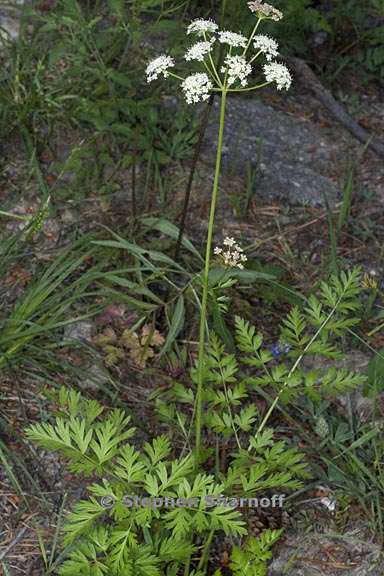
[0,526,28,561]
[288,56,384,159]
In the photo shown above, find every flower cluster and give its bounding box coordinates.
[146,3,291,101]
[218,30,248,48]
[248,0,283,21]
[222,55,252,87]
[253,34,279,61]
[182,73,213,104]
[185,40,215,62]
[214,237,248,269]
[187,18,218,36]
[263,62,292,90]
[146,55,174,83]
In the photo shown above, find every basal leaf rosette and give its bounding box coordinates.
[145,1,292,103]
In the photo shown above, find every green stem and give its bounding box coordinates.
[220,0,227,26]
[183,557,191,576]
[0,210,28,221]
[169,72,185,82]
[228,81,270,92]
[203,58,222,88]
[195,89,228,457]
[243,17,262,56]
[249,49,262,64]
[197,528,215,572]
[202,32,223,87]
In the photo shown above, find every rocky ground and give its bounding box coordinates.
[269,529,384,576]
[203,84,384,207]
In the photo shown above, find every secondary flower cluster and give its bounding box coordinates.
[146,55,175,83]
[248,0,283,21]
[254,34,279,61]
[214,237,248,269]
[145,1,292,103]
[182,73,213,104]
[185,40,214,62]
[222,55,252,87]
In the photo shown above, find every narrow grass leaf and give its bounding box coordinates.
[160,295,185,356]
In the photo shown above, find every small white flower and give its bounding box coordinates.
[187,19,218,36]
[248,1,283,21]
[182,73,213,104]
[253,34,279,61]
[215,237,248,269]
[263,62,292,90]
[146,55,175,83]
[221,55,252,87]
[185,40,214,62]
[218,30,248,48]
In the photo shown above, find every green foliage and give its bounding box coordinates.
[0,235,104,369]
[159,269,364,438]
[274,268,365,401]
[213,530,282,576]
[153,273,367,521]
[26,366,308,575]
[0,0,198,204]
[27,389,260,575]
[310,409,384,535]
[282,0,384,84]
[364,348,384,397]
[230,530,283,576]
[91,222,279,369]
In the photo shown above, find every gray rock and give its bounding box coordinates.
[64,321,93,344]
[204,96,341,206]
[82,363,110,391]
[0,1,24,43]
[268,530,384,575]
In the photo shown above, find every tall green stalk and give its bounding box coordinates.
[195,89,228,456]
[145,1,292,464]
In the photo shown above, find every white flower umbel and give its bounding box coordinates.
[214,237,248,269]
[248,0,283,21]
[182,73,213,104]
[218,30,248,48]
[146,55,175,83]
[253,34,279,61]
[187,19,218,36]
[185,40,214,62]
[222,55,252,87]
[263,62,292,90]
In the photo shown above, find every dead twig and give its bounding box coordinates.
[288,56,384,159]
[0,525,28,561]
